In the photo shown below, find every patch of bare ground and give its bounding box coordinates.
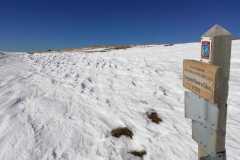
[128,150,147,158]
[146,110,162,124]
[110,45,132,50]
[111,127,133,139]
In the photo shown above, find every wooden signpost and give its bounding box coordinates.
[183,25,232,160]
[183,59,220,103]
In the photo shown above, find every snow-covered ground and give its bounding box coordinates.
[0,51,29,55]
[0,41,239,160]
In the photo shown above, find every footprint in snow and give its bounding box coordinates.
[105,99,111,106]
[131,81,136,86]
[87,77,92,83]
[81,82,86,90]
[64,73,70,78]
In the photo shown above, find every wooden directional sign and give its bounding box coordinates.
[183,59,220,103]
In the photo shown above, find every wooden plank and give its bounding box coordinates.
[183,59,220,103]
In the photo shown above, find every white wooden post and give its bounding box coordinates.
[183,24,232,160]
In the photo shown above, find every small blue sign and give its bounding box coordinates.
[201,41,210,59]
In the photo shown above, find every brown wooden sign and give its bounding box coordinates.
[183,59,220,103]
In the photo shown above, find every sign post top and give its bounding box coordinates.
[202,24,232,38]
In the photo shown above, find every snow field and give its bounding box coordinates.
[0,41,239,160]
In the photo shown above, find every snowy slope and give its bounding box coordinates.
[0,41,239,160]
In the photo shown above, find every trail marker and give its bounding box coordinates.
[183,59,220,103]
[183,24,232,160]
[201,37,212,61]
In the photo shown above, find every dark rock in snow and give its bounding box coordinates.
[111,127,133,139]
[146,110,162,124]
[128,150,147,158]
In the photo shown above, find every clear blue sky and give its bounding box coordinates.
[0,0,239,51]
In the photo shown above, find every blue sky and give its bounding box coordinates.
[0,0,239,51]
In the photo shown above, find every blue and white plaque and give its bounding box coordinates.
[201,41,211,59]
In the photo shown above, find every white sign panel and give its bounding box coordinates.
[192,120,217,155]
[185,91,219,130]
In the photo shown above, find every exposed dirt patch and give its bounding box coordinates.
[111,45,132,50]
[128,150,147,158]
[111,127,133,139]
[146,110,162,124]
